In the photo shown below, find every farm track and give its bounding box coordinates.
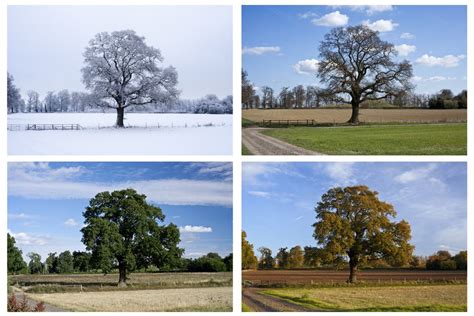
[242,128,320,155]
[243,270,467,284]
[12,288,66,312]
[242,288,314,312]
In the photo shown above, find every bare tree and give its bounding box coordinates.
[242,70,255,109]
[26,91,40,113]
[82,30,179,127]
[318,25,413,124]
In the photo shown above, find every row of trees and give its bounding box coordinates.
[7,74,232,115]
[9,233,232,275]
[243,70,467,110]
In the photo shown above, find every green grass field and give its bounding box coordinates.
[262,123,467,155]
[242,143,252,155]
[262,284,467,312]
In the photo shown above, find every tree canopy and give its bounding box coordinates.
[318,25,413,123]
[7,233,27,274]
[81,188,183,287]
[313,185,414,282]
[242,231,258,270]
[82,30,179,127]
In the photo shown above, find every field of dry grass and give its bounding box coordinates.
[27,287,233,312]
[242,109,467,124]
[11,272,232,289]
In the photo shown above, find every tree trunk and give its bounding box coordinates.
[116,107,125,128]
[348,257,358,283]
[348,98,360,124]
[118,261,127,288]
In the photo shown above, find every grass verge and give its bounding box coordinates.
[242,303,252,312]
[262,123,467,155]
[261,284,466,312]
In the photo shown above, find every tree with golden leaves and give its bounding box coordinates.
[313,185,413,283]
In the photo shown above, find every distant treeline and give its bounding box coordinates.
[242,70,467,110]
[8,233,232,275]
[7,73,232,115]
[242,234,466,271]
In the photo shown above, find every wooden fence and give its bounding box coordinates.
[25,124,81,131]
[262,119,315,127]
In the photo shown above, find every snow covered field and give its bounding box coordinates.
[8,113,232,155]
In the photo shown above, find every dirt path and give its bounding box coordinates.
[242,128,320,155]
[11,288,66,312]
[242,288,315,312]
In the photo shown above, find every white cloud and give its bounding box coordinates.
[412,75,456,82]
[395,44,416,56]
[179,225,212,233]
[8,163,232,207]
[248,190,271,198]
[416,54,466,68]
[9,213,33,220]
[363,19,399,32]
[365,5,393,15]
[400,32,415,39]
[324,162,356,185]
[293,59,320,75]
[10,231,49,246]
[312,11,348,27]
[299,12,318,19]
[394,164,438,184]
[64,218,79,227]
[242,46,281,55]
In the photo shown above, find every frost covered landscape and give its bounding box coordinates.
[8,113,232,155]
[7,6,232,155]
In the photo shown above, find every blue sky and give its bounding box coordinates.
[243,5,467,95]
[243,162,466,257]
[8,6,232,99]
[8,162,233,261]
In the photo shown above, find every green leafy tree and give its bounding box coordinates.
[258,247,275,269]
[45,253,58,274]
[242,231,258,269]
[81,189,183,287]
[275,247,290,269]
[73,251,92,272]
[7,233,27,274]
[57,251,74,274]
[313,186,414,283]
[28,253,43,275]
[223,253,233,271]
[454,250,467,270]
[288,246,304,269]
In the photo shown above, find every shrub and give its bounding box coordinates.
[7,294,45,312]
[440,259,457,270]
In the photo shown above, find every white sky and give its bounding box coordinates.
[8,6,233,99]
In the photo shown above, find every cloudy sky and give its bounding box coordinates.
[243,5,467,95]
[243,162,467,257]
[8,162,233,260]
[8,6,232,99]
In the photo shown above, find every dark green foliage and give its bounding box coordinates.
[258,247,275,269]
[81,189,183,286]
[187,253,227,272]
[73,251,91,272]
[7,233,27,274]
[454,251,467,270]
[428,89,467,109]
[57,251,74,274]
[427,250,467,270]
[28,253,43,275]
[46,253,58,274]
[223,253,233,271]
[276,248,290,269]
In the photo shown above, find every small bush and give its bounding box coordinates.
[7,294,45,312]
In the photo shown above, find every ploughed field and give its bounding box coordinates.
[243,270,467,285]
[242,108,467,124]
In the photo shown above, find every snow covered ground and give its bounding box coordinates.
[8,113,232,155]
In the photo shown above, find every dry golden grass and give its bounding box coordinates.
[242,109,466,124]
[27,287,233,312]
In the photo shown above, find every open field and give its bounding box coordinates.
[26,287,232,312]
[8,113,232,155]
[242,108,467,124]
[261,123,466,155]
[261,284,466,312]
[11,272,232,291]
[243,269,467,285]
